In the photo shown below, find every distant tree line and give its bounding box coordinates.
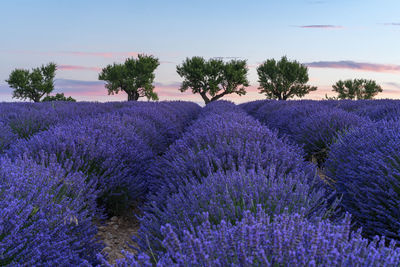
[6,56,383,104]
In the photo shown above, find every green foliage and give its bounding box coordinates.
[176,57,249,104]
[332,79,383,99]
[98,54,160,101]
[6,63,57,102]
[257,56,317,100]
[324,94,338,100]
[42,93,76,102]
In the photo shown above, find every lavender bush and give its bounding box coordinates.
[0,102,116,140]
[0,122,16,153]
[242,100,328,142]
[0,154,102,265]
[146,105,310,208]
[6,114,154,214]
[139,101,330,253]
[114,102,200,153]
[6,102,200,215]
[197,100,242,119]
[353,101,400,121]
[294,108,368,164]
[238,100,267,117]
[138,167,331,253]
[118,206,400,266]
[325,120,400,242]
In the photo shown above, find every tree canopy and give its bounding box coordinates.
[332,79,383,99]
[98,54,160,101]
[257,56,317,100]
[176,57,249,104]
[6,63,57,102]
[42,93,76,102]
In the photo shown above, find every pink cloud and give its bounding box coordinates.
[153,82,188,97]
[305,60,400,74]
[3,50,142,59]
[59,51,140,58]
[247,63,261,69]
[295,25,343,29]
[153,83,260,97]
[58,65,102,72]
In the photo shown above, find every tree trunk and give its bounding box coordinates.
[200,92,210,105]
[210,92,228,102]
[127,91,139,101]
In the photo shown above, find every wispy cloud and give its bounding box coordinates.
[305,60,400,73]
[54,79,105,95]
[58,51,140,58]
[210,56,244,60]
[2,50,143,59]
[55,80,185,98]
[154,82,186,97]
[383,23,400,26]
[58,65,102,72]
[384,82,400,89]
[295,25,343,29]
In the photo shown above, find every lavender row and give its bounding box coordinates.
[327,99,400,121]
[134,101,334,259]
[0,101,125,152]
[243,100,400,244]
[115,207,400,267]
[0,154,103,265]
[0,101,200,265]
[325,120,400,243]
[116,100,400,266]
[240,100,370,164]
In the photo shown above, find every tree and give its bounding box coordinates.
[332,79,382,100]
[176,57,249,104]
[98,54,159,101]
[6,63,57,102]
[257,56,317,100]
[42,93,76,102]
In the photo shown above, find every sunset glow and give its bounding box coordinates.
[1,0,400,102]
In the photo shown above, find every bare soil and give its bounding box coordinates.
[96,209,140,265]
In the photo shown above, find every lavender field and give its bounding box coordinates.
[1,100,400,266]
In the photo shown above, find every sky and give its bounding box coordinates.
[1,0,400,104]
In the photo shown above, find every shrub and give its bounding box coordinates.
[6,114,154,215]
[42,93,76,102]
[0,122,16,153]
[251,100,326,138]
[332,99,368,113]
[197,100,242,119]
[325,120,400,242]
[294,108,368,164]
[115,102,200,148]
[118,207,400,266]
[0,102,116,140]
[353,101,400,121]
[238,100,267,117]
[140,101,328,252]
[146,111,309,207]
[138,167,330,253]
[0,155,102,265]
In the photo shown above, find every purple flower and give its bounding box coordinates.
[0,154,102,265]
[122,206,400,266]
[325,119,400,242]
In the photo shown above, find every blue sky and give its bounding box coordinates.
[1,0,400,103]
